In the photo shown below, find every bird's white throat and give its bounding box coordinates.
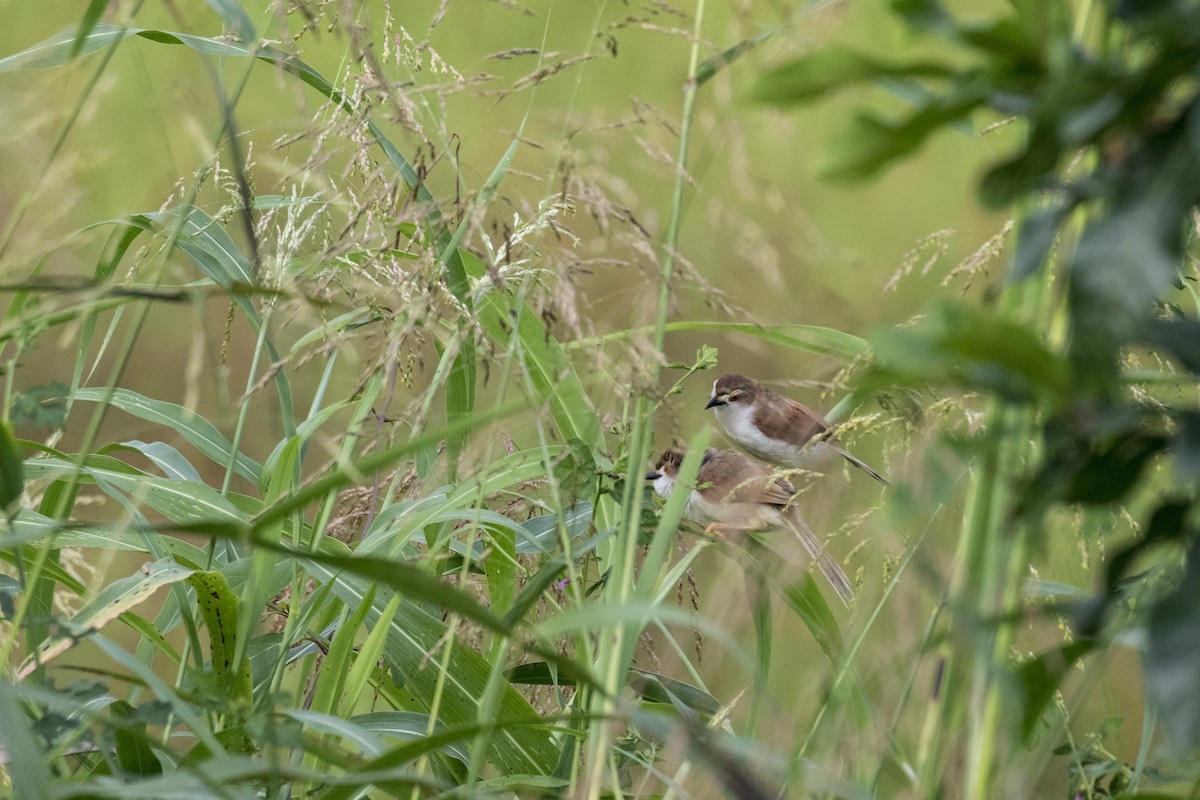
[651,473,706,524]
[715,400,831,466]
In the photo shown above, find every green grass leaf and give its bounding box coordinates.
[755,46,958,105]
[22,558,195,678]
[23,456,249,527]
[306,564,560,777]
[74,387,262,483]
[187,570,254,710]
[0,680,52,798]
[0,422,24,513]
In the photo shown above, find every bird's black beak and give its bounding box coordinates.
[704,395,725,409]
[645,470,661,481]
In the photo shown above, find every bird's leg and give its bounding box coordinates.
[703,521,759,540]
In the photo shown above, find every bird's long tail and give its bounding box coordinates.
[832,443,889,486]
[783,509,853,607]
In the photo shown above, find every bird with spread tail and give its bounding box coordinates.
[705,373,888,485]
[646,447,854,605]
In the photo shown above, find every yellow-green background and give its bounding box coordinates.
[0,1,1140,796]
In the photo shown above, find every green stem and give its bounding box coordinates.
[584,1,707,796]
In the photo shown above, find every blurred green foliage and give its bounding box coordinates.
[760,0,1200,774]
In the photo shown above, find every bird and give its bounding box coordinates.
[705,373,888,485]
[646,447,854,605]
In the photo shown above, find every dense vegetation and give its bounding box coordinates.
[2,0,1200,797]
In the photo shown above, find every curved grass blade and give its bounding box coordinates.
[122,206,296,438]
[351,711,472,763]
[314,717,568,800]
[23,456,248,527]
[19,557,195,678]
[73,387,262,483]
[284,709,387,756]
[304,564,560,777]
[70,0,111,60]
[461,250,602,448]
[7,509,213,567]
[205,0,256,42]
[102,440,202,482]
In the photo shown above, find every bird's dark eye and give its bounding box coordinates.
[727,390,742,402]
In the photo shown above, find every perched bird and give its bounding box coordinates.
[705,373,888,485]
[646,447,853,605]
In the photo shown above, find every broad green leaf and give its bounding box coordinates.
[23,456,248,527]
[10,381,70,430]
[756,45,957,104]
[70,0,111,59]
[351,711,471,763]
[1010,199,1073,281]
[187,570,254,709]
[284,708,387,755]
[1015,640,1094,738]
[111,700,163,777]
[288,308,374,356]
[340,592,399,718]
[7,509,212,567]
[20,558,195,678]
[310,584,377,717]
[357,451,554,555]
[518,502,593,554]
[820,91,985,181]
[783,574,845,660]
[74,387,262,483]
[314,718,558,800]
[0,422,23,512]
[0,681,51,798]
[102,440,203,483]
[864,302,1070,401]
[305,563,560,776]
[1145,537,1200,749]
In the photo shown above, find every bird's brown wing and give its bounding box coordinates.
[726,470,798,508]
[753,389,833,449]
